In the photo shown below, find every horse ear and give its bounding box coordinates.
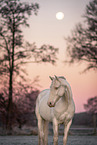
[54,75,60,82]
[54,75,58,80]
[49,76,54,81]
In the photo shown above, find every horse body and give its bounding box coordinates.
[35,76,75,145]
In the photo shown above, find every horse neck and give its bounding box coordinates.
[54,88,71,114]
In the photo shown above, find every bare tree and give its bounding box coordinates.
[0,0,58,130]
[15,89,39,128]
[0,77,40,130]
[84,96,97,134]
[65,0,97,72]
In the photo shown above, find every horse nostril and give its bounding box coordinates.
[48,102,52,106]
[47,101,54,107]
[49,102,51,105]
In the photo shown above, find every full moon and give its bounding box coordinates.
[56,12,64,20]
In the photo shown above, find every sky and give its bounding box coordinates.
[21,0,97,113]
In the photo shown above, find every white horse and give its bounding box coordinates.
[35,76,75,145]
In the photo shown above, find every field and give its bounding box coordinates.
[0,135,97,145]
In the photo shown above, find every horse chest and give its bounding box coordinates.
[39,96,53,121]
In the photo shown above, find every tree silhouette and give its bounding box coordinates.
[0,0,58,130]
[15,89,39,128]
[65,0,97,72]
[84,96,97,134]
[0,77,40,130]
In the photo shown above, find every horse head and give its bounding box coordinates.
[47,75,67,107]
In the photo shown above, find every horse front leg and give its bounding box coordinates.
[53,119,59,145]
[38,116,44,145]
[63,119,72,145]
[43,120,49,145]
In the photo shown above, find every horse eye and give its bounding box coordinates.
[54,87,58,90]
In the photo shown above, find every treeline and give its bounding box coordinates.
[0,90,39,129]
[72,112,97,127]
[0,110,97,129]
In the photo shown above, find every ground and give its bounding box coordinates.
[0,135,97,145]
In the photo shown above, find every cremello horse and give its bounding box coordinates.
[35,76,75,145]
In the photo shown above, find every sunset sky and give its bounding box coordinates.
[22,0,97,113]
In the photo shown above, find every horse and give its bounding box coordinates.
[35,75,75,145]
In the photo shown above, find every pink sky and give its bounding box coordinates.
[22,0,97,112]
